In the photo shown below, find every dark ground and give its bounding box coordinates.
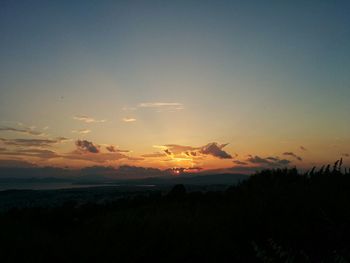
[0,163,350,262]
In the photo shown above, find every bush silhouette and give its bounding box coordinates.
[168,184,186,197]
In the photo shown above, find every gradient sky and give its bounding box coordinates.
[0,0,350,173]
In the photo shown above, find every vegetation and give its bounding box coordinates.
[1,160,350,262]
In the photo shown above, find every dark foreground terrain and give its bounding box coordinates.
[1,162,350,262]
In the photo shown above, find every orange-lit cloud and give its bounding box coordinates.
[300,146,307,151]
[72,129,91,134]
[141,152,166,158]
[157,142,232,160]
[138,102,184,112]
[233,160,248,165]
[63,152,129,163]
[122,117,136,122]
[105,145,130,153]
[73,115,106,123]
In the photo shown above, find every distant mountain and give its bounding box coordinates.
[0,167,75,179]
[114,173,249,185]
[0,166,249,187]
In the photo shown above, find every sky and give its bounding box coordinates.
[0,0,350,175]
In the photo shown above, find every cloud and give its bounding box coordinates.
[138,102,184,112]
[0,149,60,159]
[141,152,166,158]
[0,126,46,136]
[72,129,91,134]
[122,106,137,111]
[162,144,198,154]
[283,152,303,161]
[300,146,307,151]
[276,159,292,165]
[106,145,117,152]
[16,149,60,159]
[164,149,172,156]
[122,117,136,122]
[64,152,128,163]
[247,155,291,167]
[62,141,138,164]
[180,167,203,173]
[105,145,130,153]
[185,151,198,157]
[0,137,68,147]
[199,143,232,159]
[247,155,271,164]
[56,137,70,142]
[158,142,232,160]
[138,102,183,108]
[75,140,100,153]
[233,160,248,165]
[73,115,106,123]
[126,157,145,161]
[219,157,292,175]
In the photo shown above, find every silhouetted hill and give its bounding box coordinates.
[1,161,350,262]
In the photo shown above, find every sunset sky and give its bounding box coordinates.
[0,1,350,174]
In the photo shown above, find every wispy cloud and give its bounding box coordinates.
[105,145,130,153]
[73,115,106,123]
[121,102,184,122]
[0,149,60,159]
[283,152,303,161]
[233,160,248,165]
[141,152,166,158]
[138,102,182,108]
[0,137,68,147]
[63,152,129,163]
[300,146,307,151]
[122,117,136,123]
[138,102,184,112]
[122,106,137,111]
[72,129,91,134]
[0,126,46,136]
